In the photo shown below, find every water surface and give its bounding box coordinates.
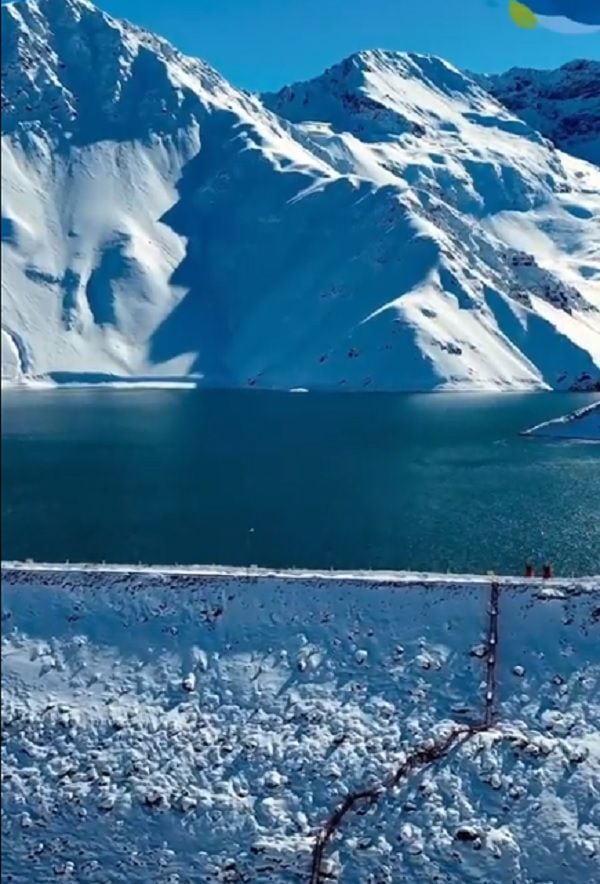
[2,390,599,575]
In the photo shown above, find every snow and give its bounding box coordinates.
[485,60,600,167]
[0,374,200,389]
[523,400,600,440]
[2,0,600,392]
[2,563,599,882]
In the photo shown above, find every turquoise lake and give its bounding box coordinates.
[2,390,599,576]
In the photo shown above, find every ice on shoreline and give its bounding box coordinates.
[523,400,600,440]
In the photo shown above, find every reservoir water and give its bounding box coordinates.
[2,389,599,576]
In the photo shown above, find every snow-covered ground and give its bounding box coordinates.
[523,400,600,440]
[2,0,600,392]
[2,564,599,882]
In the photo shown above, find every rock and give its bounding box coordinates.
[581,839,596,858]
[263,770,283,789]
[97,793,116,812]
[513,665,525,677]
[565,745,588,765]
[182,673,196,692]
[143,789,164,808]
[320,858,339,877]
[180,795,197,812]
[455,824,481,842]
[193,649,209,672]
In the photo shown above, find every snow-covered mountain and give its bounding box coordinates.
[485,60,600,167]
[2,0,600,391]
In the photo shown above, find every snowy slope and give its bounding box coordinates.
[2,565,599,883]
[2,1,600,391]
[523,399,600,439]
[485,60,600,167]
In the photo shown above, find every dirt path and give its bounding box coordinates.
[309,580,502,883]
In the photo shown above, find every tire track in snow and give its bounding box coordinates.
[309,579,502,884]
[309,726,476,884]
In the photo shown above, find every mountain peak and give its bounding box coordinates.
[262,46,511,146]
[268,47,478,104]
[1,0,235,145]
[320,48,464,76]
[485,58,600,165]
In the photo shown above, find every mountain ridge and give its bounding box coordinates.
[482,58,600,167]
[2,0,599,391]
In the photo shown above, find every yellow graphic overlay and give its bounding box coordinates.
[509,1,538,29]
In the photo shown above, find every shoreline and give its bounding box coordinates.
[4,381,600,395]
[3,371,599,395]
[521,400,600,440]
[2,560,598,589]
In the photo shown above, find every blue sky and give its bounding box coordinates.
[101,0,598,90]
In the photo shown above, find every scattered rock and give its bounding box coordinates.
[263,770,284,789]
[193,649,209,672]
[455,824,481,842]
[143,789,164,808]
[179,795,198,812]
[182,673,196,693]
[97,793,116,812]
[565,745,588,765]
